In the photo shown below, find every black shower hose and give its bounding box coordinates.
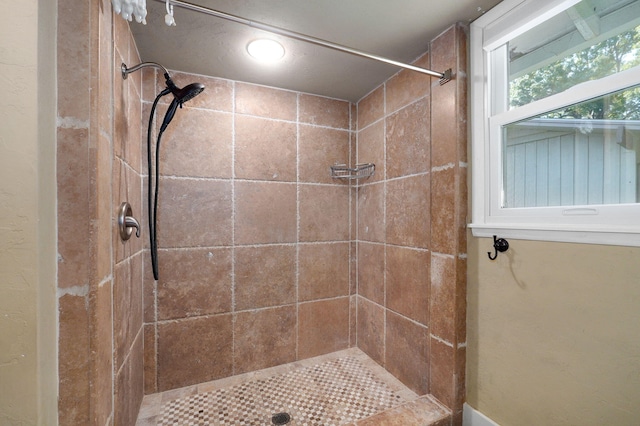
[147,88,171,280]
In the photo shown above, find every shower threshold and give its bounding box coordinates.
[135,348,450,426]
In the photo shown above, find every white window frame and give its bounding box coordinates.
[470,0,640,246]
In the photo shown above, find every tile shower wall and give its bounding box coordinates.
[142,74,355,393]
[56,5,467,423]
[355,24,468,422]
[57,1,144,424]
[140,22,468,424]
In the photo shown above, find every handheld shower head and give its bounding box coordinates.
[175,82,205,104]
[164,74,205,105]
[160,74,205,132]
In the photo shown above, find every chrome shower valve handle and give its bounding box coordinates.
[118,202,141,241]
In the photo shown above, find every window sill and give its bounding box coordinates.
[469,222,640,247]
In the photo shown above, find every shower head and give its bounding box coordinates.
[176,82,205,103]
[163,74,205,106]
[159,76,205,132]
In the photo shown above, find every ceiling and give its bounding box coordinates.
[131,0,503,102]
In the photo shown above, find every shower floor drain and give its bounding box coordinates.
[272,412,291,425]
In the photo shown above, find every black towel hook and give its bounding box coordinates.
[488,235,509,260]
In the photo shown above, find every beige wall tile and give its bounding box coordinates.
[126,77,143,173]
[143,254,156,323]
[386,175,430,248]
[157,248,232,320]
[235,115,297,181]
[57,127,90,289]
[90,280,113,425]
[385,311,430,395]
[159,108,233,179]
[299,298,350,359]
[235,82,297,121]
[299,94,350,129]
[357,242,385,306]
[114,332,144,426]
[430,254,456,343]
[386,98,430,179]
[350,295,357,347]
[235,181,297,245]
[235,245,296,310]
[57,0,91,121]
[430,168,457,255]
[386,246,430,325]
[357,183,385,243]
[299,243,350,301]
[96,131,114,283]
[299,185,350,242]
[299,125,350,184]
[141,68,159,103]
[356,297,385,366]
[58,294,90,425]
[429,337,455,409]
[385,52,431,114]
[234,307,297,374]
[357,86,384,129]
[157,178,233,247]
[350,240,357,295]
[143,324,157,394]
[157,315,233,391]
[114,255,143,371]
[357,121,385,183]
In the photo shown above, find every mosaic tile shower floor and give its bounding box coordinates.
[136,348,450,426]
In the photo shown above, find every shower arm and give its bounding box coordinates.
[121,61,170,80]
[154,0,452,85]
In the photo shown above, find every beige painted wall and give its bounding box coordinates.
[0,0,58,423]
[467,235,640,425]
[38,0,59,421]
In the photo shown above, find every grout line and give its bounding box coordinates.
[230,80,237,377]
[348,101,353,347]
[354,101,360,349]
[145,101,352,132]
[151,296,352,327]
[357,295,429,330]
[431,251,456,260]
[382,82,388,367]
[154,175,348,187]
[430,333,455,348]
[427,49,434,394]
[431,162,456,172]
[295,92,301,361]
[349,103,360,347]
[152,240,355,252]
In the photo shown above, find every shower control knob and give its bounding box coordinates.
[118,202,141,241]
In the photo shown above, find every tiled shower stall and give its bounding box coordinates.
[56,0,467,424]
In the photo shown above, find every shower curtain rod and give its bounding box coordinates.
[156,0,452,84]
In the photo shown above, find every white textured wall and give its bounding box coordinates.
[0,0,58,422]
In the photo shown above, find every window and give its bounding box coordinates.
[470,0,640,246]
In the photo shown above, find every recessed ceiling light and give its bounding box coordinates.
[247,39,285,62]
